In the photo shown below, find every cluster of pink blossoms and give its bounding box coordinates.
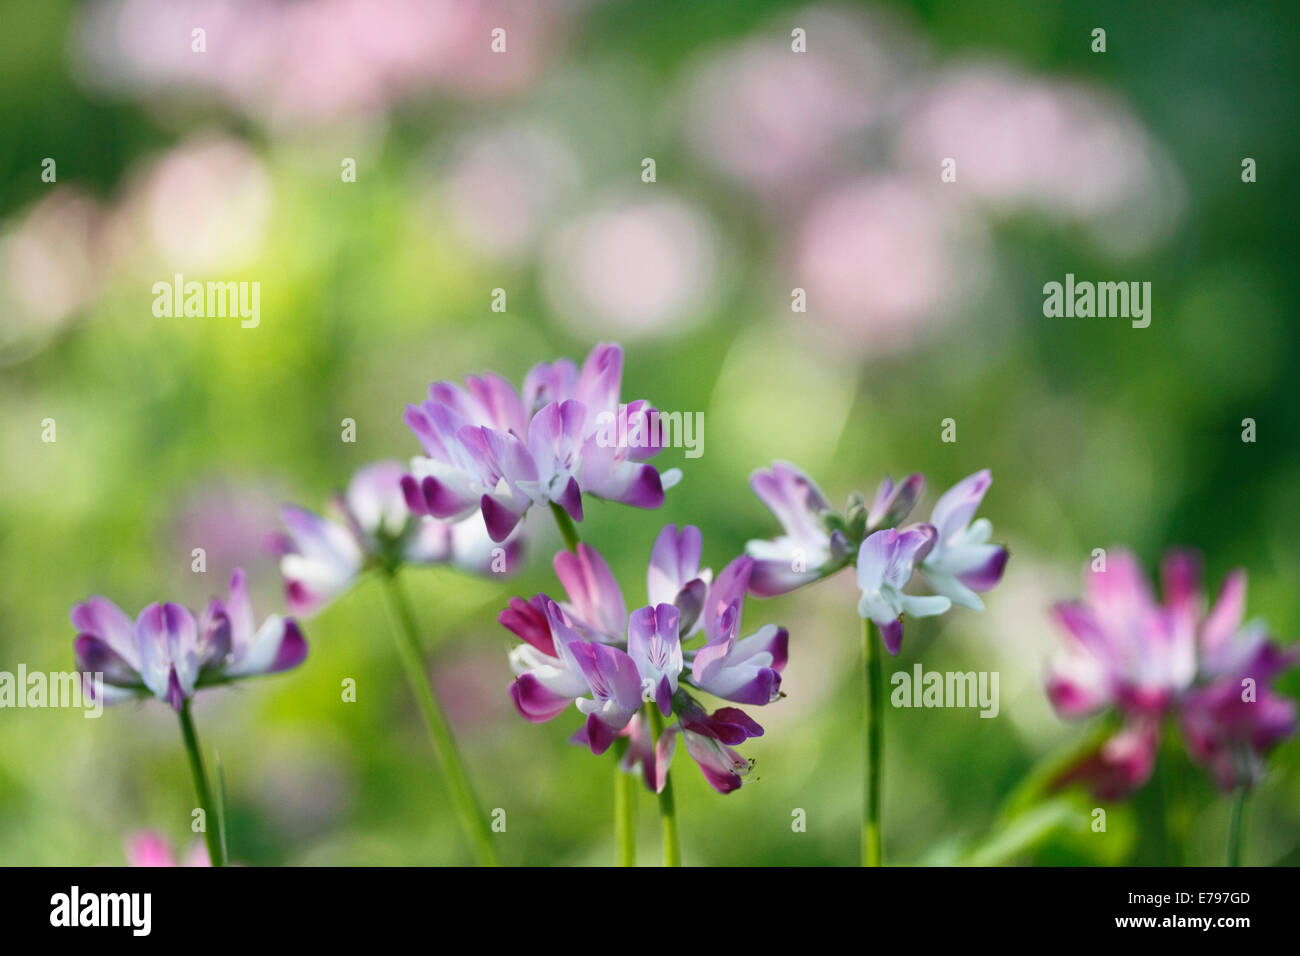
[1047,550,1297,796]
[68,339,1295,865]
[503,526,787,793]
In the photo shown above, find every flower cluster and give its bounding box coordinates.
[276,460,519,617]
[746,462,1009,653]
[64,331,1299,867]
[72,568,307,710]
[401,343,681,542]
[503,525,787,793]
[1046,550,1297,796]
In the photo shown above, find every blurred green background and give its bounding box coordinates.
[1,0,1297,866]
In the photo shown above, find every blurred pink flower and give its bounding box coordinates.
[1047,550,1297,796]
[897,62,1183,255]
[141,135,273,272]
[168,478,286,588]
[75,0,565,132]
[0,188,106,356]
[432,123,580,262]
[541,194,723,339]
[789,176,989,355]
[126,831,211,867]
[680,4,921,205]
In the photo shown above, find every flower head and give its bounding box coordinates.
[1046,549,1297,795]
[503,525,786,793]
[1045,551,1196,721]
[856,527,950,654]
[72,568,307,711]
[746,462,1007,653]
[278,461,519,617]
[401,343,681,542]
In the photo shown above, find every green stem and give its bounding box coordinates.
[1226,787,1248,867]
[547,502,638,867]
[549,502,581,552]
[380,570,498,866]
[177,701,224,867]
[646,704,681,867]
[862,617,883,867]
[213,751,229,866]
[612,738,637,867]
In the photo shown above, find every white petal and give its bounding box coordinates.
[900,594,953,618]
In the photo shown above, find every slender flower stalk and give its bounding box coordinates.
[1226,786,1248,867]
[746,463,1007,865]
[612,738,637,866]
[213,752,229,866]
[177,701,224,867]
[379,569,497,866]
[280,463,516,865]
[550,502,582,553]
[548,503,636,866]
[645,702,681,867]
[862,617,883,867]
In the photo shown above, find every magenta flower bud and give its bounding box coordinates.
[866,473,925,531]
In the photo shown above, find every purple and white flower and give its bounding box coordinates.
[503,525,787,793]
[504,597,589,724]
[856,527,950,655]
[691,555,789,704]
[628,604,684,716]
[278,461,519,617]
[746,461,1007,655]
[918,469,1010,611]
[647,523,710,633]
[401,343,681,542]
[72,568,307,710]
[744,461,847,597]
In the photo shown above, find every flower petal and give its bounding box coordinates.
[509,673,574,723]
[554,543,627,641]
[647,524,703,607]
[70,596,140,670]
[930,469,991,544]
